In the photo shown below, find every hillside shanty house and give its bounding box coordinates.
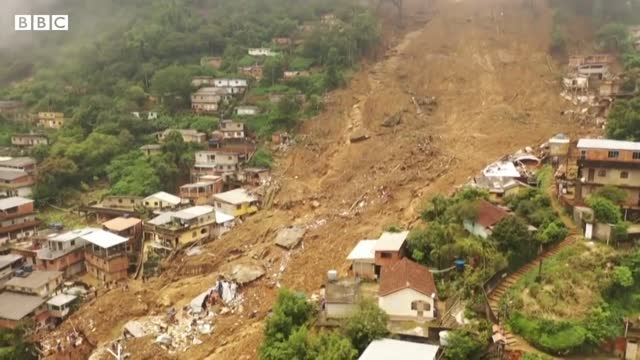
[190,87,224,113]
[238,168,270,186]
[0,292,47,329]
[0,157,37,174]
[576,139,640,210]
[36,229,91,278]
[548,133,571,158]
[131,111,158,120]
[0,197,40,241]
[235,106,260,116]
[180,179,224,205]
[191,76,215,87]
[248,48,277,57]
[239,65,264,80]
[143,191,185,211]
[220,120,245,140]
[347,240,377,279]
[140,144,162,156]
[80,195,142,223]
[81,229,129,283]
[11,133,48,148]
[158,129,207,144]
[144,206,233,249]
[378,258,438,321]
[5,270,63,298]
[102,217,143,244]
[374,231,409,273]
[272,37,292,47]
[0,254,23,286]
[463,200,510,238]
[213,188,259,217]
[193,150,245,178]
[213,79,248,94]
[47,294,77,321]
[37,112,65,129]
[0,168,33,197]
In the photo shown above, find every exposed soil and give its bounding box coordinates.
[40,0,599,358]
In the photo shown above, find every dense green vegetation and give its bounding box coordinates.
[0,323,36,360]
[259,289,388,360]
[1,0,381,204]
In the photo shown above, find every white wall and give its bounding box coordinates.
[378,288,435,319]
[463,220,489,239]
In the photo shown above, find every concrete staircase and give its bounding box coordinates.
[487,234,577,352]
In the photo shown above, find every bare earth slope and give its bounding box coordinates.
[43,0,585,359]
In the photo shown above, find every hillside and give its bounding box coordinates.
[35,0,602,358]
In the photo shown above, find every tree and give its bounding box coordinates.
[444,329,486,360]
[262,289,313,346]
[596,23,629,53]
[491,216,531,253]
[536,221,568,245]
[344,301,389,354]
[606,98,640,141]
[262,57,285,86]
[594,185,628,205]
[310,331,358,360]
[33,157,80,203]
[587,196,622,224]
[324,47,343,90]
[613,266,634,288]
[150,65,193,111]
[248,148,274,168]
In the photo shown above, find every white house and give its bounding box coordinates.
[219,120,245,139]
[47,293,77,319]
[235,106,260,116]
[360,338,440,360]
[213,78,248,93]
[248,48,277,57]
[483,160,521,180]
[346,240,377,279]
[462,199,510,239]
[378,258,437,321]
[143,192,184,211]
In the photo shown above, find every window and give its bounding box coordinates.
[70,240,75,247]
[580,150,586,160]
[236,204,242,210]
[634,152,640,160]
[380,252,392,259]
[621,171,629,179]
[598,169,607,177]
[608,151,619,159]
[201,228,207,234]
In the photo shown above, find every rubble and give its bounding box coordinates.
[274,225,306,249]
[227,262,266,284]
[349,131,370,143]
[382,112,402,127]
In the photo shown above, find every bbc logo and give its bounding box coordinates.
[15,15,69,31]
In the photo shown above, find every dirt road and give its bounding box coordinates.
[42,0,589,358]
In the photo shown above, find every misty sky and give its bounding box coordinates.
[0,0,69,50]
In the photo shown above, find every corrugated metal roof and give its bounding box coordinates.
[213,188,257,205]
[577,138,640,151]
[375,231,409,252]
[145,191,182,205]
[47,293,77,307]
[360,339,439,360]
[347,240,377,261]
[81,229,128,248]
[0,292,45,321]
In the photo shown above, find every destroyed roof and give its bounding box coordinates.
[375,231,409,252]
[474,200,510,228]
[549,133,570,144]
[0,157,36,168]
[147,212,175,226]
[213,188,258,204]
[325,278,360,304]
[346,240,377,261]
[0,168,28,181]
[0,292,45,321]
[379,258,437,297]
[360,339,440,360]
[180,181,215,189]
[0,196,32,210]
[173,206,214,220]
[215,210,235,224]
[47,293,77,307]
[145,191,182,205]
[577,138,640,151]
[0,254,22,269]
[483,161,521,178]
[102,217,142,232]
[80,229,128,248]
[5,270,62,289]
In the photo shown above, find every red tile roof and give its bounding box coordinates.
[475,200,509,228]
[379,258,437,297]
